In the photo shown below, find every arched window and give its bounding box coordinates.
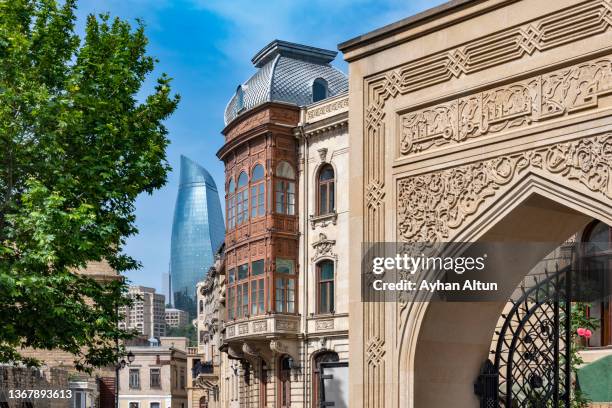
[312,352,339,408]
[316,260,334,314]
[235,85,244,113]
[275,161,296,215]
[236,171,249,225]
[312,78,328,103]
[227,178,236,229]
[251,164,265,218]
[317,164,335,215]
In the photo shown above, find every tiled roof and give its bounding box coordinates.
[224,40,348,125]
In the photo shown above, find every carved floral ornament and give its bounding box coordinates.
[399,57,612,155]
[397,134,612,242]
[311,233,336,261]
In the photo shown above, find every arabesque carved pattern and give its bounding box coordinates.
[400,57,612,154]
[397,134,612,242]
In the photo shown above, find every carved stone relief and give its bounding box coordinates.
[311,233,337,261]
[397,134,612,243]
[400,57,612,154]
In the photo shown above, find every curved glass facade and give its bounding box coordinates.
[170,156,225,315]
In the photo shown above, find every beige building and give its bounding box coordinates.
[119,338,189,408]
[187,249,225,408]
[165,308,189,329]
[339,0,612,407]
[120,286,167,338]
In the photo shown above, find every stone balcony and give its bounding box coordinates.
[224,314,300,341]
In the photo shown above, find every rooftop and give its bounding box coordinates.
[224,39,348,125]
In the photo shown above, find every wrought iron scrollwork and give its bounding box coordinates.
[476,266,572,407]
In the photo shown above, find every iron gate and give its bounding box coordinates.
[475,266,572,408]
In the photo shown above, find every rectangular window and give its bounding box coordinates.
[251,183,265,218]
[129,369,140,389]
[180,368,185,389]
[228,269,236,284]
[150,368,161,388]
[276,258,295,275]
[238,264,248,280]
[250,278,265,316]
[287,182,295,215]
[150,403,160,408]
[318,262,335,314]
[129,403,139,408]
[228,287,235,320]
[275,181,296,215]
[241,282,249,317]
[275,180,285,214]
[275,278,295,313]
[236,284,243,318]
[252,259,264,276]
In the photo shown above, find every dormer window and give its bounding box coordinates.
[312,78,328,103]
[235,85,244,113]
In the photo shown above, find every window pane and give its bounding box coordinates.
[229,269,236,283]
[275,181,285,213]
[276,162,295,179]
[319,165,334,181]
[242,283,248,316]
[251,186,257,218]
[320,284,328,313]
[276,258,294,274]
[253,164,264,181]
[238,172,248,188]
[287,280,295,313]
[252,260,264,276]
[288,182,295,215]
[258,280,264,313]
[228,178,235,193]
[329,182,335,212]
[320,261,334,280]
[258,184,265,216]
[251,283,257,315]
[236,285,242,318]
[276,278,285,313]
[238,264,248,280]
[228,287,234,319]
[320,185,327,214]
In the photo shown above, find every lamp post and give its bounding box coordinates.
[115,351,135,408]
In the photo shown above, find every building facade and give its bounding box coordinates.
[187,248,225,408]
[213,40,350,408]
[339,0,612,406]
[170,155,225,315]
[120,286,167,338]
[165,309,189,329]
[119,339,188,408]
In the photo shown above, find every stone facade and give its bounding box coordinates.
[118,343,188,408]
[340,0,612,407]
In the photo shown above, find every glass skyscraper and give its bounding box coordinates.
[170,155,225,316]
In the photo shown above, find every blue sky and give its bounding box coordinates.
[75,0,444,293]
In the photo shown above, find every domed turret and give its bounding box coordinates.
[224,40,348,125]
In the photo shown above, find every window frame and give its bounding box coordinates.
[274,161,296,216]
[250,164,266,218]
[316,260,335,314]
[150,368,161,389]
[312,78,328,103]
[129,368,140,389]
[316,164,335,215]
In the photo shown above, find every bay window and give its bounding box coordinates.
[275,161,296,215]
[236,171,249,225]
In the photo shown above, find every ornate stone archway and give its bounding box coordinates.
[341,1,612,407]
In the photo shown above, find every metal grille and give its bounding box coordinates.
[477,266,572,407]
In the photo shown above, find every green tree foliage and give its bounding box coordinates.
[0,0,179,372]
